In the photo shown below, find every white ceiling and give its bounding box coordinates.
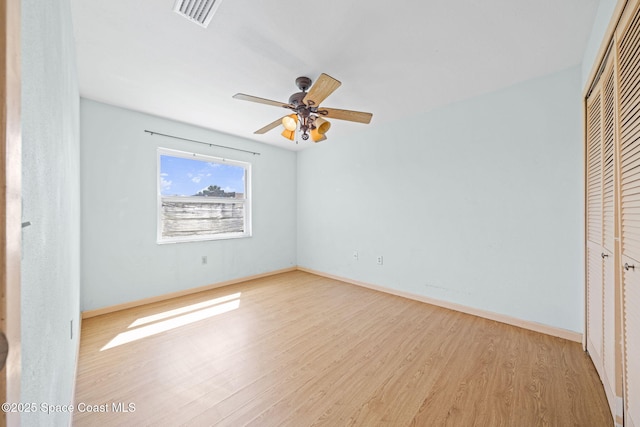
[71,0,599,151]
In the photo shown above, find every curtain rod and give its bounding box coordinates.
[144,130,261,156]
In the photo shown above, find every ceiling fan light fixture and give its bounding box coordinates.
[282,114,298,131]
[233,73,372,144]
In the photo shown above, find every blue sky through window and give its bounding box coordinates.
[160,155,245,197]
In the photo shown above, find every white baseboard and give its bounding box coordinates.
[81,267,297,319]
[297,267,583,343]
[81,265,582,343]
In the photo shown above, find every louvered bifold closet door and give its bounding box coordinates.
[602,58,620,417]
[618,2,640,425]
[586,85,604,373]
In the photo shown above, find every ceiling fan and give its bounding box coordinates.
[233,73,373,143]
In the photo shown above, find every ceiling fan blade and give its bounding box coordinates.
[302,73,341,107]
[320,108,373,124]
[233,93,291,109]
[254,117,285,134]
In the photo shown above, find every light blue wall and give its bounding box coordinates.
[582,0,619,87]
[80,99,297,311]
[297,66,583,333]
[21,0,80,425]
[12,0,611,423]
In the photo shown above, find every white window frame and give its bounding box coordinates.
[157,147,252,244]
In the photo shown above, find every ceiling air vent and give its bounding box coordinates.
[173,0,222,28]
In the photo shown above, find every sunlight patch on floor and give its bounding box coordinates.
[129,292,242,328]
[101,295,241,351]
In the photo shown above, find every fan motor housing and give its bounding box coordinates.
[288,92,306,107]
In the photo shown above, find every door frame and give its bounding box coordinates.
[1,0,22,425]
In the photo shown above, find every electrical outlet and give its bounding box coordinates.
[377,256,383,265]
[202,256,207,265]
[353,250,358,260]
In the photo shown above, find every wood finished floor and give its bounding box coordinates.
[73,271,612,426]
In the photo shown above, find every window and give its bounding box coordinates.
[157,148,251,243]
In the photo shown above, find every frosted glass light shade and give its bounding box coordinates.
[315,117,331,134]
[311,118,330,142]
[282,114,298,131]
[281,129,295,141]
[310,129,327,142]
